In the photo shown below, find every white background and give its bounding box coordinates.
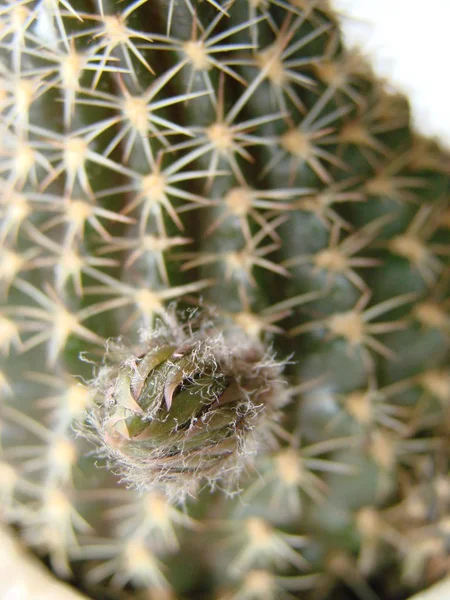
[333,0,450,147]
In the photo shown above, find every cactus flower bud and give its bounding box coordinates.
[86,314,288,499]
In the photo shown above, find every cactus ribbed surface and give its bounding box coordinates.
[0,1,449,599]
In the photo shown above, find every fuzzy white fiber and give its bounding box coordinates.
[333,0,450,149]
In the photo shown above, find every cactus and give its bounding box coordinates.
[0,1,449,599]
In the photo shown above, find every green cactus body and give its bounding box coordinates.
[0,1,449,599]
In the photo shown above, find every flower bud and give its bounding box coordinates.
[86,315,288,500]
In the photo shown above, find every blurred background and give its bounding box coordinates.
[333,0,450,148]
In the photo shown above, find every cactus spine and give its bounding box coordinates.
[0,1,449,599]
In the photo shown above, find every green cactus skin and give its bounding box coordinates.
[0,1,449,599]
